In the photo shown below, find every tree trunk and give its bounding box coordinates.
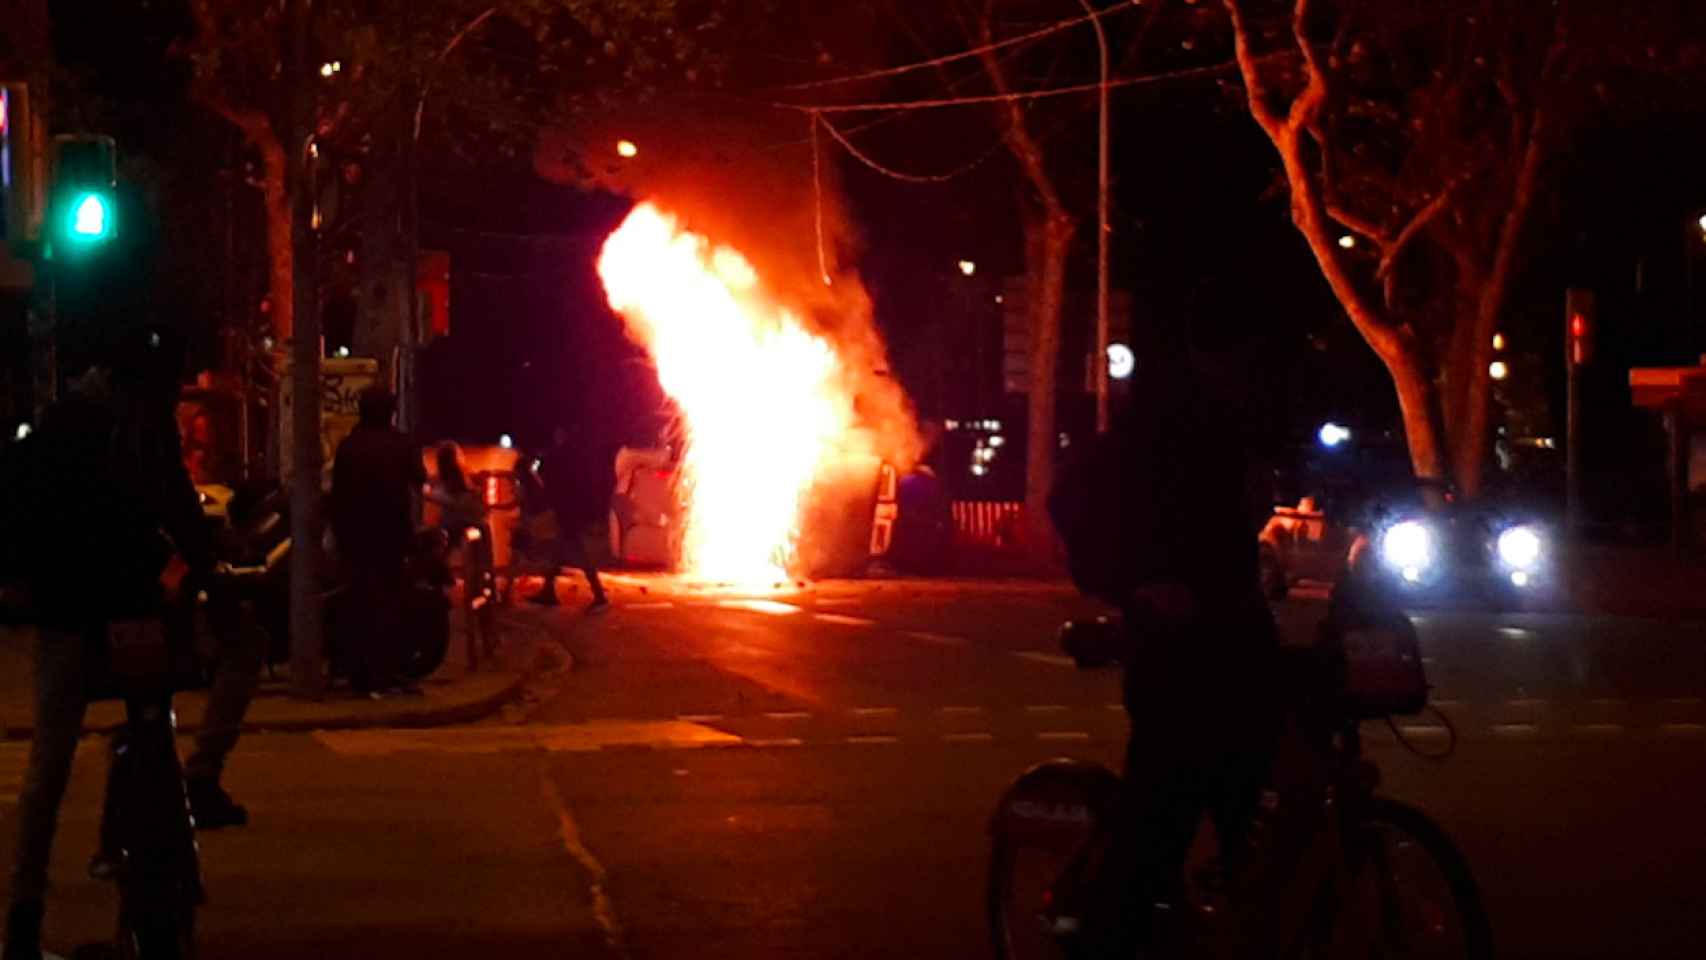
[286,0,324,697]
[258,131,294,340]
[1386,348,1449,490]
[1023,210,1075,552]
[1451,112,1548,498]
[974,10,1075,557]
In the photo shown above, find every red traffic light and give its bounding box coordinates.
[1571,313,1588,339]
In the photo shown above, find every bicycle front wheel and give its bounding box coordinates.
[1309,797,1493,960]
[987,761,1121,960]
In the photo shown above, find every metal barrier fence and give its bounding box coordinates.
[951,500,1025,548]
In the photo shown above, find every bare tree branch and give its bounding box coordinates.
[1378,175,1467,280]
[1225,0,1402,349]
[1286,0,1327,133]
[1224,0,1282,136]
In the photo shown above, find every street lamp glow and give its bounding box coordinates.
[1697,213,1706,235]
[1492,332,1506,351]
[14,423,30,442]
[1338,234,1357,250]
[957,259,977,277]
[616,139,639,158]
[334,345,351,359]
[1318,422,1351,448]
[1489,360,1509,381]
[319,61,341,78]
[499,433,514,450]
[1107,343,1134,380]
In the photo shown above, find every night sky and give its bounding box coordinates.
[32,0,1706,523]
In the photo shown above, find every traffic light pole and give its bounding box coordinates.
[1565,288,1593,539]
[1566,338,1581,537]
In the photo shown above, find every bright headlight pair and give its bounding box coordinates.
[1380,519,1545,584]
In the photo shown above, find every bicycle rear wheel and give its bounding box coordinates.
[987,761,1121,960]
[1307,797,1492,960]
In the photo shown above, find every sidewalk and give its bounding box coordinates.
[0,606,558,739]
[1559,543,1706,621]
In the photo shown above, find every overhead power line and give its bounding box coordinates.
[814,112,1004,184]
[775,53,1285,114]
[776,1,1142,92]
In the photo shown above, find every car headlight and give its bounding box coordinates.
[1496,524,1543,571]
[1380,520,1435,582]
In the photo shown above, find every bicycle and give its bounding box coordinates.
[77,553,283,960]
[987,605,1492,959]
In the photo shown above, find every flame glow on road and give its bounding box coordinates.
[598,202,856,585]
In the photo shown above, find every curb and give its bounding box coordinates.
[2,616,555,741]
[2,670,528,741]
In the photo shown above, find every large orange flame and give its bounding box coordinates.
[598,202,859,584]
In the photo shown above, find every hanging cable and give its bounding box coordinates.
[776,1,1141,91]
[773,54,1283,114]
[817,111,1004,183]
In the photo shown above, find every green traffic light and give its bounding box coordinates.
[66,191,112,242]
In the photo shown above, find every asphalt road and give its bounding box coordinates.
[5,578,1705,958]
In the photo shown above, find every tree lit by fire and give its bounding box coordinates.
[598,203,858,585]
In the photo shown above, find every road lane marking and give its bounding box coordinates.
[852,707,898,718]
[718,599,802,616]
[1664,697,1705,706]
[677,714,724,723]
[1574,724,1625,736]
[534,721,743,753]
[747,737,805,748]
[944,732,995,743]
[1659,723,1706,736]
[624,601,676,610]
[1430,699,1465,708]
[1014,651,1077,668]
[763,711,811,721]
[1497,627,1533,640]
[907,631,967,646]
[814,613,876,626]
[316,721,744,755]
[1038,731,1092,742]
[940,706,985,715]
[1396,724,1451,738]
[543,775,626,954]
[1107,704,1125,712]
[1026,705,1069,714]
[1591,698,1626,707]
[1492,723,1540,736]
[1507,698,1547,708]
[846,735,899,745]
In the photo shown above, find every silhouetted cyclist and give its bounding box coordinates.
[1049,334,1280,956]
[2,325,237,960]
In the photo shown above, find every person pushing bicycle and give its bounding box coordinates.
[1048,324,1282,957]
